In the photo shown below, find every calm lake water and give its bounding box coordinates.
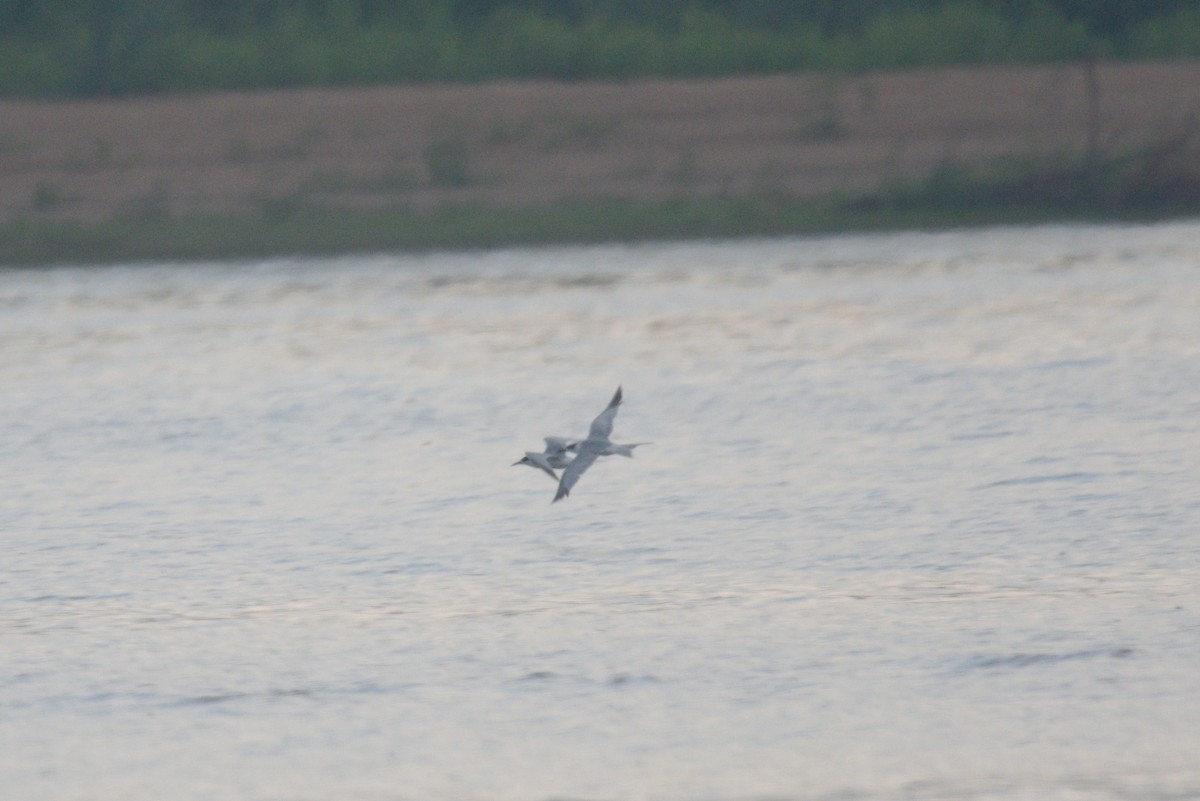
[3,221,1199,801]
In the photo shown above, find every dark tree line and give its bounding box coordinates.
[1,0,1196,96]
[2,0,1190,36]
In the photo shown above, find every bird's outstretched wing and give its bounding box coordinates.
[587,386,622,441]
[553,447,600,502]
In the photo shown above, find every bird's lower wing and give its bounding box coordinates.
[553,448,599,502]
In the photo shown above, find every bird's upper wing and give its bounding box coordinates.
[586,386,622,441]
[553,447,600,502]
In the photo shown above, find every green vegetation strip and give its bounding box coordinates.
[6,141,1198,266]
[5,194,1198,268]
[3,1,1200,97]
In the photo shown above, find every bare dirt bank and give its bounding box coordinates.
[2,61,1199,257]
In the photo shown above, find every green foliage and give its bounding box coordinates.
[858,121,1200,213]
[0,1,1196,97]
[8,170,1200,267]
[1129,7,1200,58]
[31,181,63,212]
[424,124,473,187]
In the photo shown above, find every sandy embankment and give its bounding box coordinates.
[2,61,1199,228]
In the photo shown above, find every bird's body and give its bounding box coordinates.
[568,440,648,458]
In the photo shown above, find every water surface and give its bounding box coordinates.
[3,221,1199,801]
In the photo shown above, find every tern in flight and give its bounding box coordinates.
[512,386,648,502]
[553,386,647,503]
[512,437,577,482]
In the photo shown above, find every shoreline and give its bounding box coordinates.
[6,196,1198,268]
[3,61,1199,265]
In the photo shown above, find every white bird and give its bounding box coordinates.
[554,386,634,503]
[513,437,577,482]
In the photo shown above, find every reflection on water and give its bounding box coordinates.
[2,221,1200,801]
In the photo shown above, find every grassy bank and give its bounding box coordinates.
[5,153,1198,267]
[0,198,1067,266]
[4,60,1197,266]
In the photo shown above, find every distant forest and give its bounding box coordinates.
[2,0,1198,96]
